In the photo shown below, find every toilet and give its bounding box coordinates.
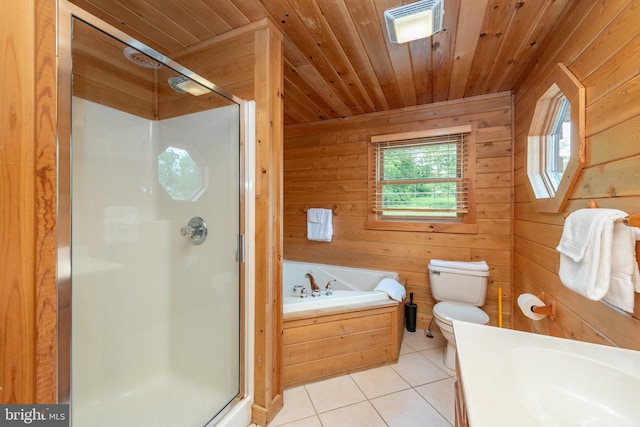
[428,259,490,369]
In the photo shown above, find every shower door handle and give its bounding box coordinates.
[180,216,207,245]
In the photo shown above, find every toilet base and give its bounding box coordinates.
[434,317,457,370]
[443,340,456,370]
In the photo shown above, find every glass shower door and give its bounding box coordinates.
[68,17,242,427]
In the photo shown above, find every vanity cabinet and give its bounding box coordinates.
[454,356,469,427]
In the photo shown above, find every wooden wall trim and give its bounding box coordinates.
[251,23,284,427]
[34,0,58,404]
[170,17,275,57]
[167,18,286,426]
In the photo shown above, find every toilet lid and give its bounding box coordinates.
[433,301,489,325]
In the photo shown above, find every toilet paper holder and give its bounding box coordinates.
[518,292,557,321]
[530,295,557,321]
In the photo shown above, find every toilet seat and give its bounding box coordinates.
[433,301,489,326]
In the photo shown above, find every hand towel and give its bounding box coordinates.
[603,225,640,313]
[556,208,628,301]
[307,208,333,242]
[374,277,406,301]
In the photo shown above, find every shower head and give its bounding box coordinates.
[167,76,211,96]
[122,47,162,69]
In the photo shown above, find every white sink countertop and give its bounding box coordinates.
[453,320,640,427]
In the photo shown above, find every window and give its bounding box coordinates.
[526,63,585,213]
[368,125,477,233]
[158,146,208,201]
[528,92,572,200]
[548,95,571,184]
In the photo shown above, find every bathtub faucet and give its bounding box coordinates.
[325,279,336,296]
[305,273,321,297]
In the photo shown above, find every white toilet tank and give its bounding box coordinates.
[428,259,489,306]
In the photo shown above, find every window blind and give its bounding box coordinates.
[373,133,469,217]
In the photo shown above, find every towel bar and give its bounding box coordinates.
[303,204,339,215]
[567,200,640,228]
[623,214,640,228]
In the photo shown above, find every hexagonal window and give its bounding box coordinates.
[158,146,207,201]
[526,63,585,213]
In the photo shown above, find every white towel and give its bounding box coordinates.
[603,225,640,312]
[374,277,406,301]
[307,208,333,242]
[556,208,634,306]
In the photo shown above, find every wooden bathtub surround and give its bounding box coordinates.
[513,1,640,350]
[282,299,404,388]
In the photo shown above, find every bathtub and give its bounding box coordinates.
[281,260,405,387]
[282,260,400,314]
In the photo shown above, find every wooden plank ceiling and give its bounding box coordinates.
[69,0,575,125]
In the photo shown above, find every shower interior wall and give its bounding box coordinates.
[71,96,240,425]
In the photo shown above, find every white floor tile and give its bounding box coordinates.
[403,329,446,351]
[416,377,456,424]
[304,375,366,413]
[371,388,451,427]
[318,401,387,427]
[272,330,454,427]
[420,347,456,377]
[271,386,316,426]
[350,365,410,399]
[391,352,450,387]
[273,416,322,427]
[399,340,415,355]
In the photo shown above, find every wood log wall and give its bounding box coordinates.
[513,1,640,349]
[1,0,57,404]
[284,92,513,330]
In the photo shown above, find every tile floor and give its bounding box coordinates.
[257,329,456,427]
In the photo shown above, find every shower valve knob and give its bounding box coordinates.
[180,226,197,236]
[180,217,207,245]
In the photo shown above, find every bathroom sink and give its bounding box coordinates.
[453,321,640,427]
[501,348,640,426]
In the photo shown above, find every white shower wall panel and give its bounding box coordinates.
[157,106,240,389]
[72,98,172,408]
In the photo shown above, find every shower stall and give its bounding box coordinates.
[57,2,254,426]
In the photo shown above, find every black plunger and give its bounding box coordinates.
[405,292,417,332]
